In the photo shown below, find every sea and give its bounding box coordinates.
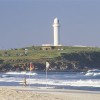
[0,69,100,92]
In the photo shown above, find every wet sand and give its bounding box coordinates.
[0,86,100,100]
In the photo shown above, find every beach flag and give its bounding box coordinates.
[46,62,50,71]
[29,62,34,71]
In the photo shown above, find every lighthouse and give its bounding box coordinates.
[53,17,60,46]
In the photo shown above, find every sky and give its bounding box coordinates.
[0,0,100,49]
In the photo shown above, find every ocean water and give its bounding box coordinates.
[0,69,100,91]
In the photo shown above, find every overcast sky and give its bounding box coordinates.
[0,0,100,49]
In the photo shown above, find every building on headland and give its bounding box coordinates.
[42,17,62,50]
[53,17,61,46]
[42,44,53,50]
[42,17,61,47]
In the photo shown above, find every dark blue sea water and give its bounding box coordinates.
[0,69,100,91]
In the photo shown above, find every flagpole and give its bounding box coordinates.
[46,62,49,88]
[29,62,32,87]
[25,71,27,87]
[23,65,27,87]
[29,62,34,87]
[29,70,31,87]
[46,67,47,87]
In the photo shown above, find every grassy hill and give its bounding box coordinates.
[0,46,100,72]
[1,46,100,59]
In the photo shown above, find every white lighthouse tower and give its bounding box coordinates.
[53,17,60,46]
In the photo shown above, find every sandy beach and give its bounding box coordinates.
[0,87,99,100]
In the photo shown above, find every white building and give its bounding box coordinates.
[53,17,60,46]
[42,17,61,47]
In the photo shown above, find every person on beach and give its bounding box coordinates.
[23,77,27,87]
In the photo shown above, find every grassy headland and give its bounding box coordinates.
[0,46,100,72]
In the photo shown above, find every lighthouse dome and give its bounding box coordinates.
[54,17,59,23]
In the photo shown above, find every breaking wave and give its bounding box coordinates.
[0,70,100,91]
[85,69,100,77]
[5,71,37,76]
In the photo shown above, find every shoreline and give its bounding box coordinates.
[6,86,100,93]
[0,86,100,100]
[1,86,100,94]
